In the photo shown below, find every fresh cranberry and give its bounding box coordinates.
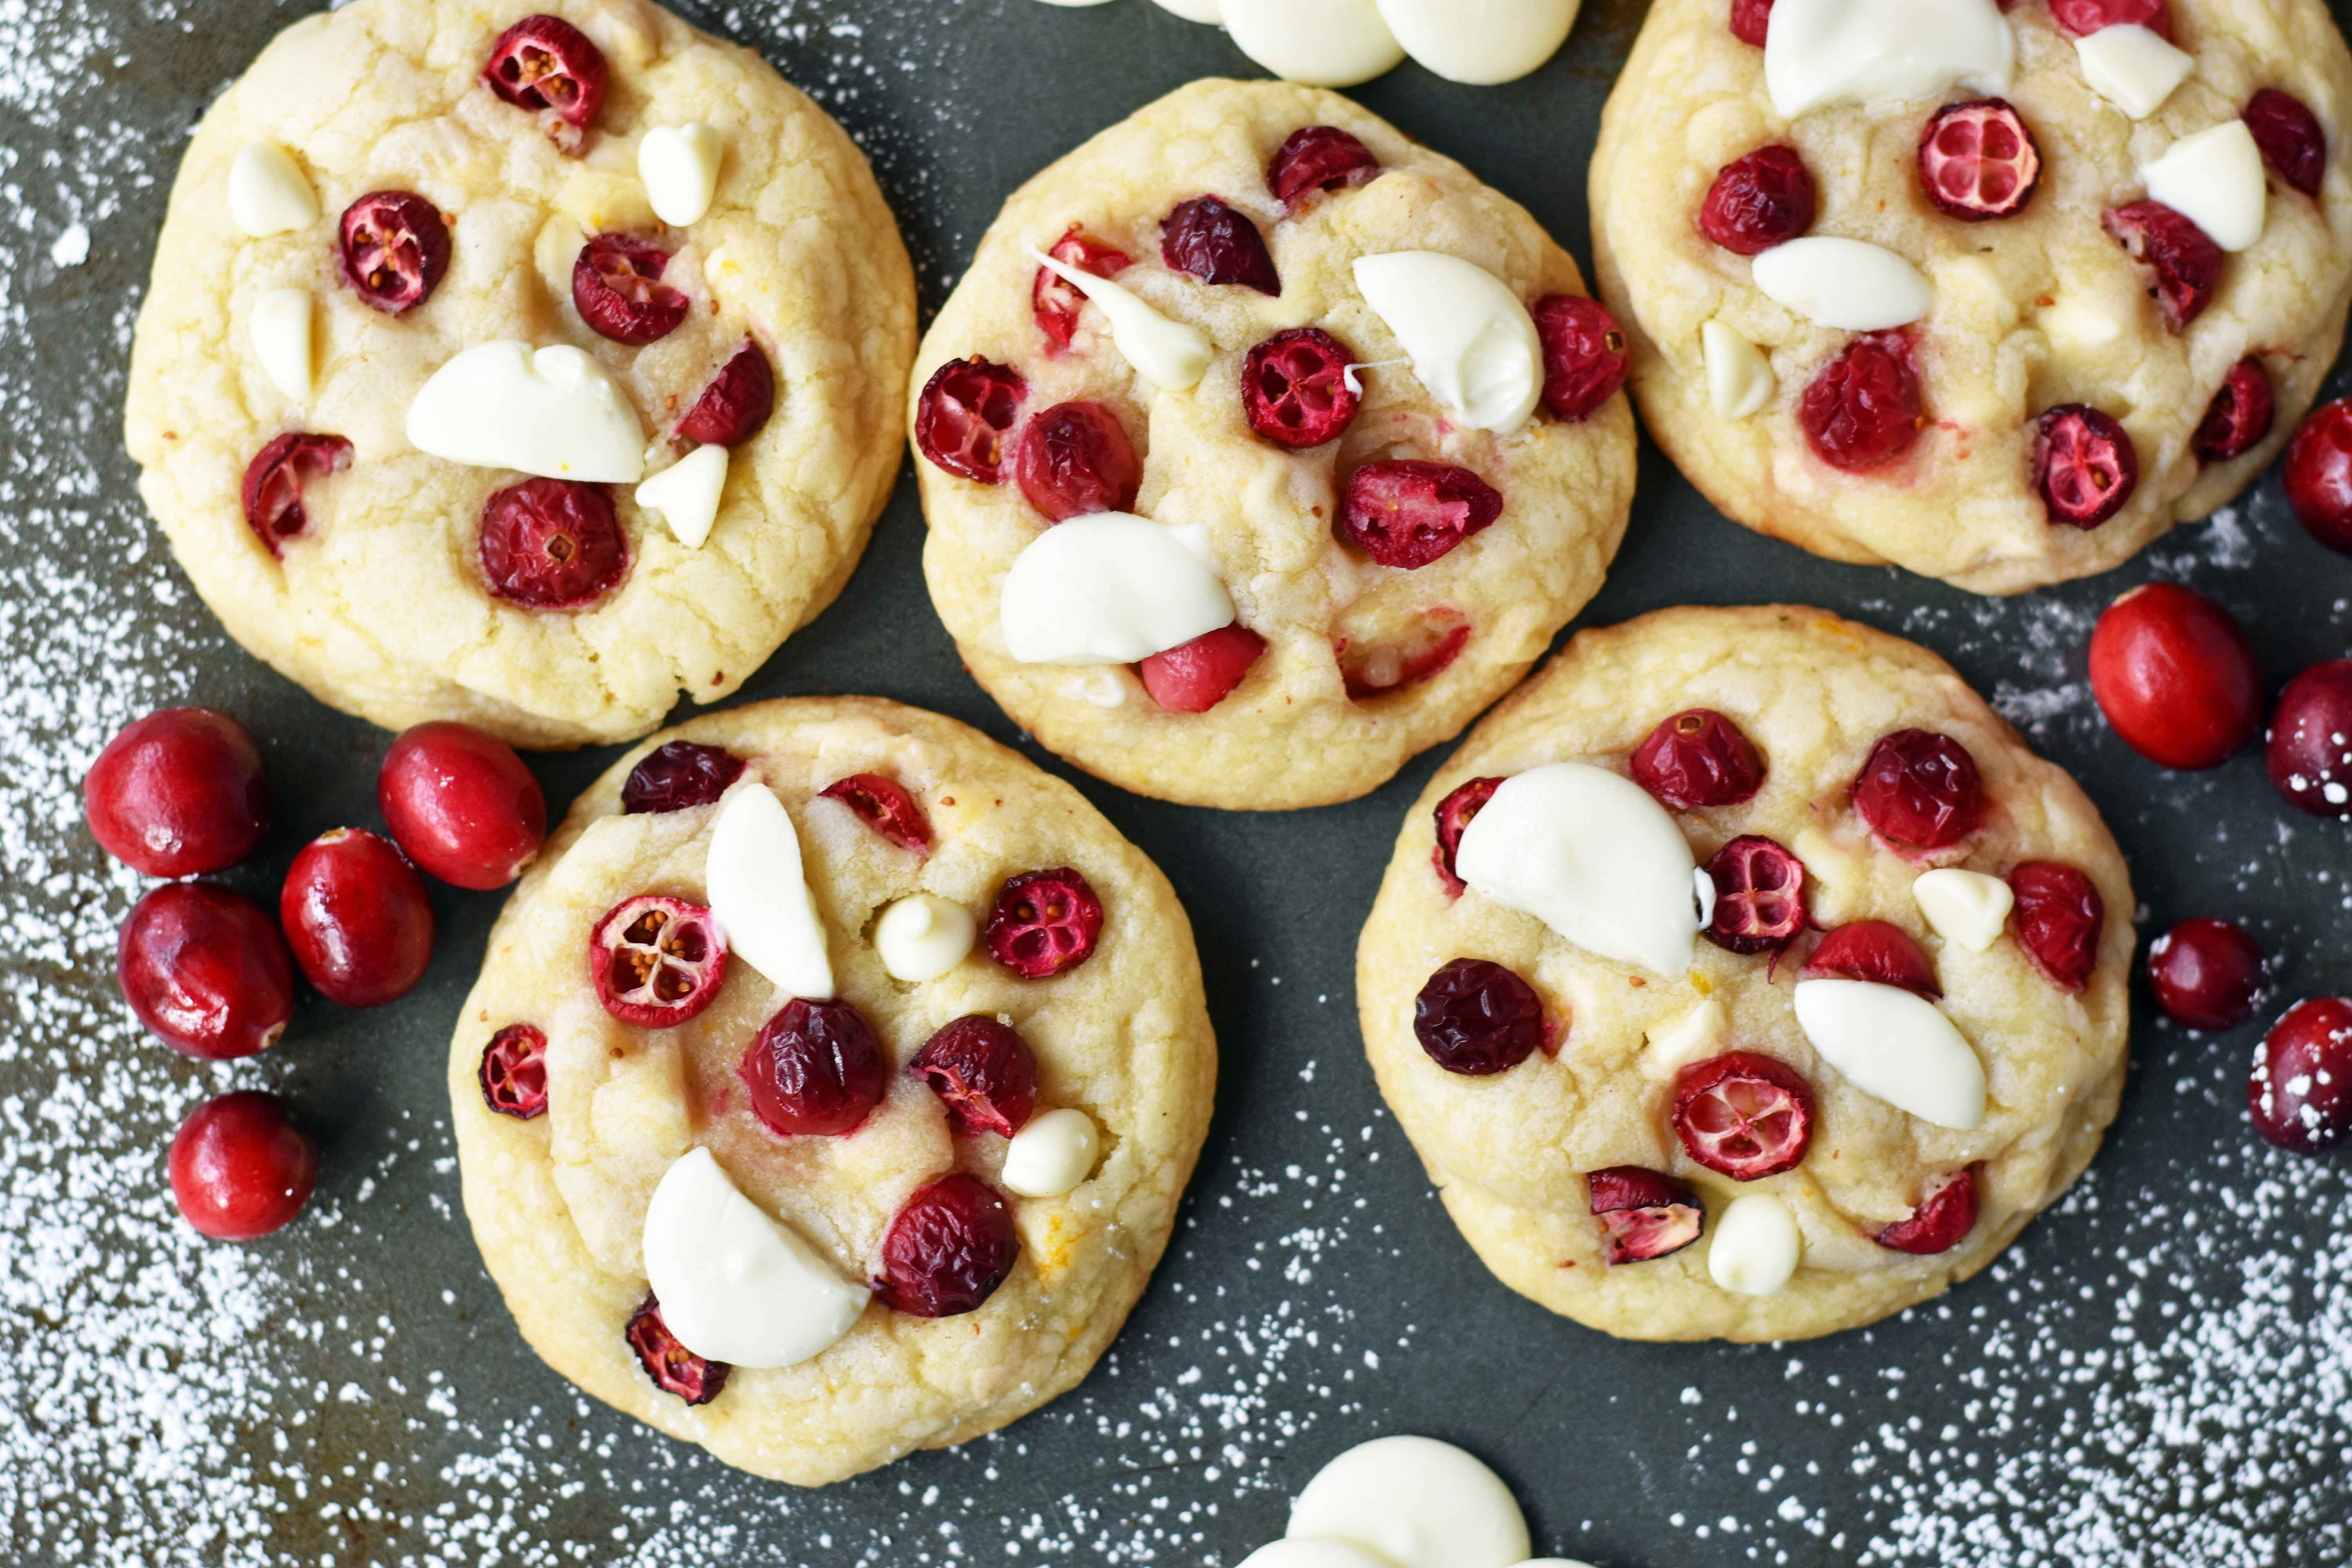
[1242,328,1360,448]
[915,358,1027,484]
[1338,461,1504,569]
[2033,405,2138,528]
[1918,100,2041,220]
[2245,88,2326,198]
[2148,918,2265,1030]
[1698,145,1816,255]
[1704,836,1809,955]
[117,884,294,1060]
[909,1016,1038,1137]
[2087,583,2261,769]
[626,1297,729,1404]
[589,894,727,1026]
[573,234,688,345]
[1630,709,1766,810]
[168,1091,317,1241]
[2284,399,2352,554]
[1161,196,1280,294]
[280,829,433,1008]
[2009,861,2103,992]
[1802,920,1941,997]
[1339,610,1472,700]
[1800,332,1923,471]
[740,998,888,1138]
[1586,1166,1704,1265]
[1268,125,1381,209]
[2265,660,2352,817]
[1412,958,1544,1076]
[1429,777,1503,897]
[819,773,931,853]
[622,742,744,814]
[2250,997,2352,1152]
[2048,0,2171,36]
[377,722,546,891]
[241,432,352,557]
[676,341,776,447]
[478,478,627,609]
[84,708,269,877]
[2194,358,2276,463]
[483,13,607,152]
[984,868,1103,978]
[1874,1167,1979,1254]
[478,1022,550,1119]
[1138,623,1267,713]
[873,1173,1020,1317]
[1729,0,1773,44]
[1014,401,1142,520]
[2103,201,2221,330]
[1033,227,1131,350]
[338,192,450,315]
[1532,295,1630,422]
[1852,729,1984,852]
[1672,1052,1815,1180]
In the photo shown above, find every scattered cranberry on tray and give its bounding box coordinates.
[1672,1051,1814,1180]
[2284,398,2352,554]
[1631,708,1766,810]
[1874,1167,1978,1255]
[2087,584,2261,771]
[2265,659,2352,817]
[281,829,434,1008]
[873,1173,1020,1318]
[117,883,294,1061]
[1413,958,1544,1076]
[909,1016,1039,1137]
[1699,145,1815,255]
[2249,997,2352,1154]
[1802,920,1940,997]
[1138,624,1267,713]
[169,1090,318,1241]
[378,722,546,891]
[85,707,269,877]
[1586,1166,1704,1265]
[590,894,726,1026]
[2147,918,2265,1031]
[740,998,888,1138]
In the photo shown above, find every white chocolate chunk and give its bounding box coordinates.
[1149,0,1223,17]
[1374,0,1575,84]
[2142,120,2268,252]
[1239,1544,1394,1568]
[705,781,834,1000]
[1764,0,2014,118]
[1002,1108,1101,1197]
[872,893,976,982]
[2075,24,2193,120]
[635,445,728,549]
[638,123,724,227]
[1709,1193,1802,1296]
[1644,998,1728,1080]
[1288,1435,1532,1568]
[1702,319,1775,419]
[641,1148,868,1367]
[1912,867,2013,952]
[1225,0,1406,87]
[1000,513,1234,664]
[1751,238,1932,331]
[1792,978,1987,1129]
[249,288,315,405]
[1352,251,1543,433]
[1029,249,1212,390]
[2038,298,2125,347]
[406,342,647,483]
[228,142,319,237]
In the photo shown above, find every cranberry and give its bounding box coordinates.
[479,1022,550,1119]
[1533,295,1631,422]
[1918,100,2041,220]
[2048,0,2171,35]
[84,707,269,877]
[622,742,744,814]
[117,884,294,1060]
[2148,917,2265,1030]
[1429,777,1503,897]
[1800,331,1923,471]
[1698,145,1816,255]
[1704,836,1809,955]
[1630,709,1766,810]
[280,829,433,1008]
[984,868,1103,979]
[740,998,887,1138]
[2284,399,2352,553]
[1802,920,1941,997]
[1014,400,1142,520]
[1138,623,1267,713]
[338,192,450,316]
[478,478,627,609]
[2194,357,2276,464]
[1160,196,1280,295]
[1412,958,1544,1076]
[2250,997,2352,1152]
[483,13,608,152]
[819,772,931,853]
[626,1296,728,1404]
[1242,328,1360,448]
[909,1016,1038,1137]
[168,1090,317,1241]
[573,234,688,345]
[676,341,775,447]
[1586,1166,1705,1265]
[1874,1167,1979,1254]
[1729,0,1773,45]
[1339,610,1472,700]
[1268,125,1382,209]
[1852,729,1984,853]
[2009,862,2103,992]
[1338,461,1504,569]
[916,358,1027,484]
[589,894,727,1027]
[377,722,546,891]
[1033,227,1131,350]
[2103,201,2221,330]
[2033,405,2138,528]
[241,432,352,557]
[2265,660,2352,817]
[873,1173,1020,1318]
[2245,87,2326,198]
[2087,583,2261,769]
[1672,1052,1815,1180]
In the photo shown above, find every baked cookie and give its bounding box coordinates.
[1356,607,2132,1341]
[911,78,1638,810]
[126,0,915,746]
[447,697,1215,1483]
[1591,0,2352,593]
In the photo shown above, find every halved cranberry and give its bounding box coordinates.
[1033,227,1131,350]
[1429,776,1503,897]
[1729,0,1773,45]
[2033,405,2137,528]
[1242,328,1359,448]
[1412,958,1543,1076]
[1338,461,1503,569]
[1802,920,1940,997]
[338,192,450,316]
[622,742,743,814]
[2245,87,2326,198]
[1672,1051,1815,1180]
[2088,583,2260,770]
[1631,709,1766,810]
[1014,401,1141,520]
[2194,358,2275,463]
[2284,398,2352,553]
[1586,1166,1704,1265]
[378,722,547,890]
[873,1173,1020,1317]
[1533,295,1631,423]
[1698,145,1816,255]
[1800,332,1923,471]
[915,358,1028,484]
[1918,100,2041,221]
[819,773,931,853]
[280,829,434,1009]
[2148,917,2264,1030]
[2009,861,2103,992]
[2249,997,2352,1153]
[1874,1167,1979,1254]
[626,1296,728,1404]
[909,1016,1038,1137]
[676,342,776,448]
[2103,201,2221,330]
[241,433,352,557]
[1852,729,1983,853]
[589,895,727,1027]
[1268,125,1381,210]
[479,1022,550,1119]
[1339,610,1472,700]
[84,707,269,877]
[740,997,887,1138]
[483,13,608,152]
[1704,836,1809,955]
[168,1090,317,1241]
[2265,660,2352,817]
[2048,0,2170,35]
[479,478,627,609]
[984,868,1103,978]
[573,234,689,345]
[1161,196,1280,295]
[118,884,294,1060]
[1138,623,1267,713]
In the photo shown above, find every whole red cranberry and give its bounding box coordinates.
[117,884,294,1060]
[1630,708,1766,810]
[2009,862,2103,992]
[338,192,450,316]
[1698,145,1816,255]
[242,432,352,557]
[2244,87,2326,198]
[1586,1166,1704,1265]
[626,1296,729,1404]
[1139,623,1267,713]
[2048,0,2170,35]
[1852,729,1984,852]
[1874,1167,1978,1254]
[1704,835,1809,955]
[1242,328,1360,448]
[483,13,608,152]
[281,829,434,1008]
[1339,610,1472,700]
[1429,776,1502,897]
[2194,358,2276,464]
[740,998,888,1138]
[1918,100,2041,220]
[2284,399,2352,554]
[1729,0,1773,44]
[873,1173,1020,1317]
[1014,400,1142,520]
[2250,997,2352,1152]
[2148,917,2264,1031]
[1802,920,1940,996]
[478,479,627,608]
[168,1091,318,1241]
[1412,958,1544,1076]
[1269,126,1382,209]
[984,868,1103,978]
[377,722,546,890]
[819,773,931,853]
[676,341,776,448]
[1672,1052,1815,1180]
[85,707,269,877]
[622,741,744,814]
[590,895,727,1026]
[1533,295,1630,422]
[573,234,689,345]
[1800,332,1923,471]
[2103,201,2221,330]
[2265,660,2352,816]
[2033,405,2138,528]
[2087,583,2261,769]
[479,1022,550,1119]
[909,1016,1039,1137]
[1339,461,1504,568]
[1161,196,1280,294]
[915,358,1027,484]
[1033,227,1130,350]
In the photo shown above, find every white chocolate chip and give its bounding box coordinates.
[249,287,315,405]
[1287,1434,1532,1568]
[1224,0,1405,87]
[2141,120,2268,252]
[1028,249,1212,390]
[641,1148,868,1367]
[1764,0,2014,118]
[705,781,834,1001]
[1702,320,1775,420]
[635,445,728,549]
[1374,0,1575,85]
[2074,24,2194,119]
[1238,1544,1393,1568]
[1751,238,1932,331]
[2037,298,2125,347]
[872,893,976,983]
[638,123,725,227]
[1352,251,1544,434]
[1793,978,1987,1129]
[227,142,319,237]
[1709,1193,1802,1296]
[1644,998,1729,1080]
[999,514,1234,664]
[1001,1108,1101,1198]
[407,342,647,482]
[1912,867,2013,952]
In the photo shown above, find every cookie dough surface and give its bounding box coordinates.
[126,0,915,746]
[1356,607,2133,1341]
[448,697,1216,1484]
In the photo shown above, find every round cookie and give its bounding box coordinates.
[126,0,915,746]
[912,78,1637,810]
[1356,607,2133,1341]
[1591,0,2352,594]
[447,697,1215,1484]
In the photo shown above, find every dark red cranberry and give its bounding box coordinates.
[280,829,433,1008]
[2009,862,2103,992]
[84,708,269,876]
[1161,196,1280,295]
[1672,1052,1815,1180]
[241,432,352,556]
[1268,125,1382,209]
[168,1090,317,1241]
[2103,201,2221,330]
[909,1016,1038,1137]
[1586,1166,1704,1265]
[1852,729,1984,853]
[479,1022,550,1119]
[2266,660,2352,817]
[2048,0,2171,35]
[1533,295,1630,422]
[1338,461,1504,569]
[589,894,727,1026]
[338,192,450,315]
[378,722,546,891]
[622,742,744,814]
[740,998,887,1138]
[483,13,608,152]
[1918,100,2040,221]
[1874,1167,1979,1254]
[1800,332,1923,471]
[1412,958,1544,1076]
[1698,145,1816,255]
[1631,709,1766,810]
[626,1297,728,1404]
[1704,836,1809,955]
[819,773,931,853]
[1339,610,1472,700]
[1429,776,1503,897]
[2250,997,2352,1152]
[873,1173,1020,1317]
[2033,405,2138,528]
[1014,400,1141,520]
[2148,917,2264,1030]
[2194,358,2276,463]
[2088,583,2260,770]
[1138,623,1267,713]
[984,868,1103,978]
[676,341,776,447]
[1033,227,1131,350]
[478,478,626,609]
[2285,399,2352,554]
[117,884,294,1060]
[1729,0,1773,45]
[1802,920,1941,997]
[573,234,689,345]
[2245,87,2326,198]
[1242,328,1360,448]
[915,358,1027,484]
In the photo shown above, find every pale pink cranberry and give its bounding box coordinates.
[478,479,627,608]
[2284,399,2352,554]
[378,722,546,890]
[280,829,433,1008]
[2048,0,2170,36]
[915,358,1027,484]
[676,342,775,448]
[1874,1167,1979,1254]
[2148,918,2265,1031]
[1918,100,2041,220]
[909,1016,1039,1137]
[84,707,269,876]
[1338,610,1471,701]
[1586,1166,1704,1265]
[1161,196,1280,295]
[117,884,294,1060]
[2194,358,2275,463]
[589,894,727,1026]
[1630,709,1765,810]
[1533,295,1630,422]
[2250,997,2352,1152]
[2033,405,2138,528]
[1014,401,1141,520]
[2245,88,2326,198]
[1412,958,1544,1076]
[1242,328,1360,448]
[1429,776,1502,897]
[2103,201,2221,330]
[2265,660,2352,817]
[1703,836,1809,955]
[338,192,450,315]
[1338,461,1503,569]
[573,234,688,344]
[242,433,352,557]
[1852,729,1983,852]
[819,773,931,853]
[1138,624,1267,713]
[622,742,743,814]
[2009,862,2103,992]
[479,1023,549,1119]
[1033,227,1131,350]
[1672,1052,1814,1180]
[1269,126,1381,209]
[1801,332,1922,471]
[1729,0,1773,45]
[740,998,887,1138]
[483,14,607,152]
[2088,584,2260,770]
[169,1090,317,1241]
[626,1297,728,1403]
[873,1174,1020,1317]
[1803,920,1941,997]
[984,868,1103,978]
[1698,145,1815,254]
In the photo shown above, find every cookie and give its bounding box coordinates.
[911,78,1637,810]
[1591,0,2352,593]
[126,0,915,746]
[446,697,1216,1484]
[1355,607,2133,1341]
